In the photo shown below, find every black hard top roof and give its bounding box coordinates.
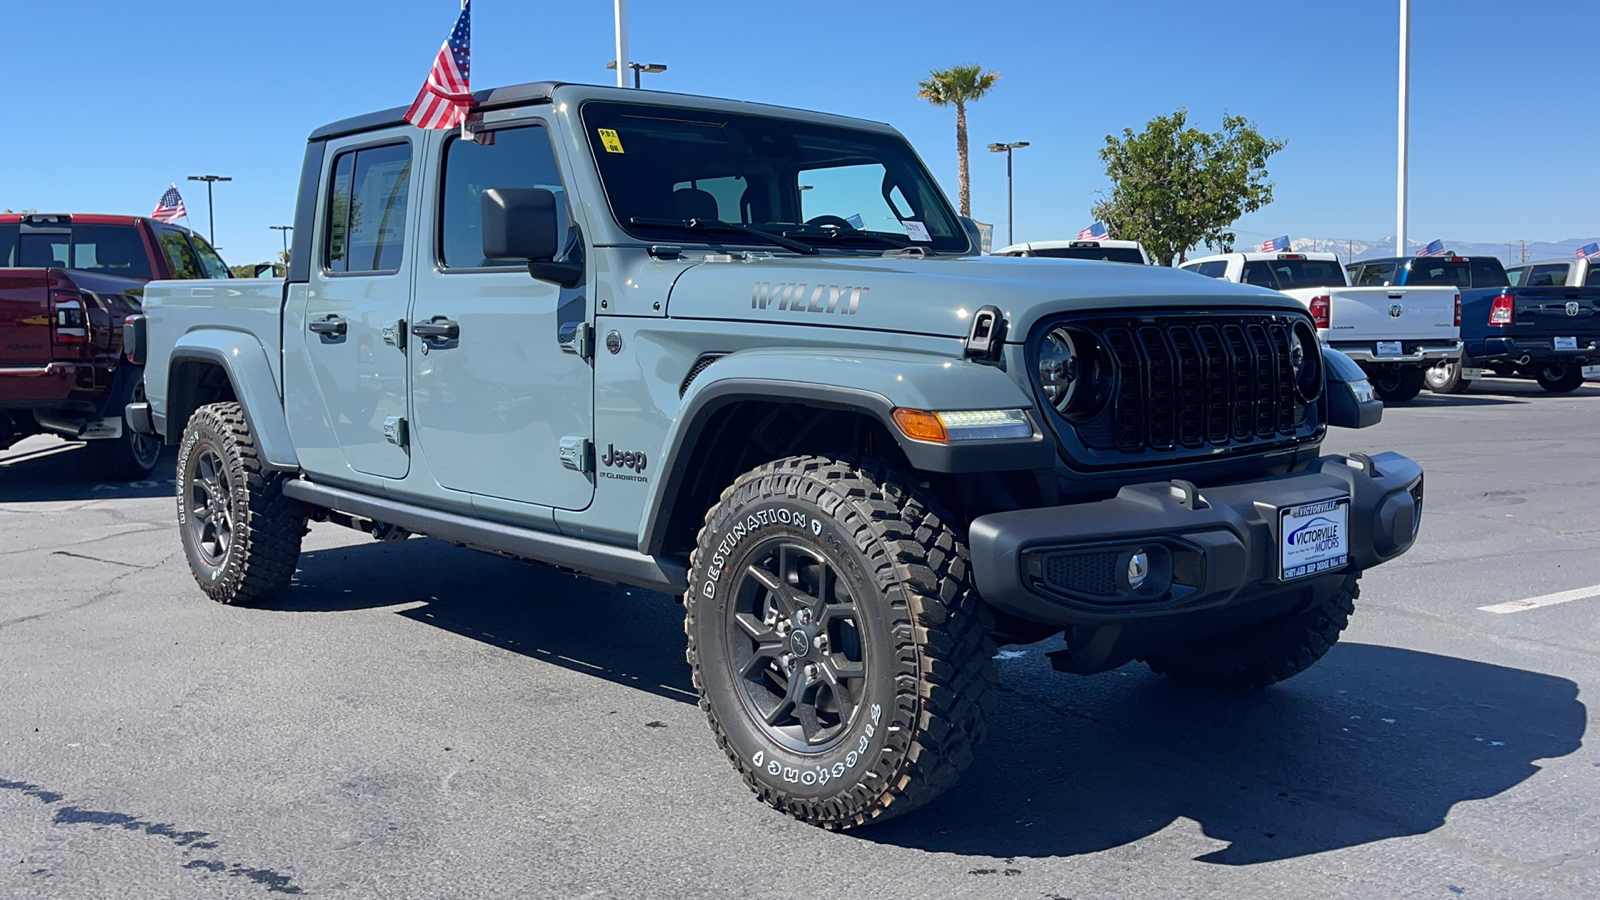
[308,81,564,141]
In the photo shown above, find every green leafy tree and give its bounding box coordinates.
[917,64,1002,217]
[1091,109,1285,266]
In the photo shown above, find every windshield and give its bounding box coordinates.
[1029,246,1145,264]
[582,101,968,254]
[1242,258,1347,290]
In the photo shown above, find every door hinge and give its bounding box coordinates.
[559,435,593,473]
[383,416,408,447]
[561,322,594,359]
[382,319,407,347]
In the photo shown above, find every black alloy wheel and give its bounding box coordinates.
[185,446,234,567]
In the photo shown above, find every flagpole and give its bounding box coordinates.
[614,0,629,88]
[1396,0,1409,257]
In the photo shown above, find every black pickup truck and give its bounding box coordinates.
[0,212,229,478]
[1347,255,1600,393]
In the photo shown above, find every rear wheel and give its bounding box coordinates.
[685,455,995,829]
[1143,575,1359,692]
[85,379,162,481]
[1424,359,1471,394]
[177,402,303,605]
[1372,366,1425,403]
[1535,363,1584,393]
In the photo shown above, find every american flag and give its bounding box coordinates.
[405,1,473,130]
[1077,222,1108,241]
[1576,242,1600,259]
[1417,239,1446,257]
[1260,235,1290,252]
[151,185,186,223]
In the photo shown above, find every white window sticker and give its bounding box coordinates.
[903,220,931,242]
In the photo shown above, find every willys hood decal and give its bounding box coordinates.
[665,255,1298,340]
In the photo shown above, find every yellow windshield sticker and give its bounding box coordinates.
[598,128,625,154]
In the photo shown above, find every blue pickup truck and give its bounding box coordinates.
[1347,255,1600,393]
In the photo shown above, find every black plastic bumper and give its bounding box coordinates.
[1466,336,1597,365]
[969,452,1424,627]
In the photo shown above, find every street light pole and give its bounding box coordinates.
[987,141,1029,246]
[269,225,292,258]
[187,175,232,246]
[1396,0,1410,257]
[606,60,668,88]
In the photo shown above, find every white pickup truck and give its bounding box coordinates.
[1182,251,1461,402]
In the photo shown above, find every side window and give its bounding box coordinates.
[325,142,411,274]
[188,232,232,279]
[1179,262,1200,273]
[0,224,16,266]
[1196,261,1228,278]
[1354,262,1396,286]
[156,229,203,279]
[1527,264,1568,287]
[1345,265,1364,284]
[1586,266,1600,287]
[1505,266,1526,287]
[1241,261,1279,288]
[440,126,568,269]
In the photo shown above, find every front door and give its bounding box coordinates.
[407,121,594,510]
[289,135,416,480]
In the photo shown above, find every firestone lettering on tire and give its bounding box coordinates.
[746,703,882,787]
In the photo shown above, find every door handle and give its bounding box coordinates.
[412,319,460,341]
[308,315,347,336]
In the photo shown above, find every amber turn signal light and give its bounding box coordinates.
[892,408,949,443]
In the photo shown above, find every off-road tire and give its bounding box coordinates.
[685,455,996,830]
[177,402,302,605]
[1535,363,1584,393]
[85,378,162,481]
[1142,574,1359,692]
[1424,360,1470,394]
[1373,366,1425,403]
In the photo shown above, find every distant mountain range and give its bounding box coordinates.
[1285,236,1597,265]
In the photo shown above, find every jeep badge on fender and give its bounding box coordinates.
[600,444,646,473]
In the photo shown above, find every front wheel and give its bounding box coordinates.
[685,455,995,830]
[1372,366,1425,403]
[1424,359,1471,394]
[177,402,303,605]
[1535,363,1584,393]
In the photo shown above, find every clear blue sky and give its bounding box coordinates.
[3,0,1592,265]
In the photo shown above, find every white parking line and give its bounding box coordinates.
[1479,584,1600,614]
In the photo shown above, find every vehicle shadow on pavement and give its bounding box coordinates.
[280,537,698,703]
[1392,394,1523,408]
[866,642,1586,864]
[0,440,177,501]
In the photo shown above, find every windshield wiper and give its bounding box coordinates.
[629,217,818,255]
[780,224,916,251]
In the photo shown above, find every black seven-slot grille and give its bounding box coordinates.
[1066,314,1308,455]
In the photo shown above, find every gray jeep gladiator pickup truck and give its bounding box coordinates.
[129,82,1423,829]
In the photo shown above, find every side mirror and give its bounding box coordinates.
[1323,348,1383,428]
[481,188,583,288]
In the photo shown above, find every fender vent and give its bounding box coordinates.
[680,353,728,396]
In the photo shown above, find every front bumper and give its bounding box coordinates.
[969,452,1423,627]
[1333,340,1461,364]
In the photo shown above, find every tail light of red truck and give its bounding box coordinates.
[1488,293,1514,326]
[50,290,88,344]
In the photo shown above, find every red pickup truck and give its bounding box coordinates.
[0,213,230,479]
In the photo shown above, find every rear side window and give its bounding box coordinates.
[1526,264,1568,287]
[156,229,203,279]
[1505,266,1526,287]
[1353,263,1396,286]
[1469,258,1509,288]
[1587,267,1600,287]
[439,126,567,269]
[1185,260,1227,278]
[1241,261,1279,288]
[14,225,153,279]
[326,142,411,273]
[0,224,17,266]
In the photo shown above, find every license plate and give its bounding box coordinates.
[1461,367,1485,379]
[1584,364,1600,379]
[1280,497,1350,581]
[1555,336,1577,350]
[80,418,123,440]
[1376,341,1403,357]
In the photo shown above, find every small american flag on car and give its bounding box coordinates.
[405,0,473,130]
[1260,235,1290,252]
[1576,242,1599,259]
[1077,222,1108,241]
[151,185,186,223]
[1417,239,1446,257]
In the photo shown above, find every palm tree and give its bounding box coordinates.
[917,65,1002,217]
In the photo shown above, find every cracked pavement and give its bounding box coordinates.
[1,377,1598,899]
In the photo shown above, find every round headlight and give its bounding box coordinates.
[1039,327,1079,412]
[1291,321,1323,401]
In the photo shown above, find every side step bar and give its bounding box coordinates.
[282,479,687,595]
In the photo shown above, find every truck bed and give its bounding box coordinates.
[141,278,288,409]
[1281,284,1459,358]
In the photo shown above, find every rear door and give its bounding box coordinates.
[286,133,415,480]
[0,222,54,366]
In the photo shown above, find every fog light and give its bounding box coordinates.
[1127,550,1149,590]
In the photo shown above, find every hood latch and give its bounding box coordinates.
[964,305,1007,361]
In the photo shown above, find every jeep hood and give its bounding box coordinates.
[664,254,1298,340]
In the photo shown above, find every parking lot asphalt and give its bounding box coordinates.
[2,377,1598,900]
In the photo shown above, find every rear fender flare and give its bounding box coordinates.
[167,331,299,471]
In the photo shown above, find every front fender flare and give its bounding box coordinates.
[168,331,299,471]
[639,349,1052,555]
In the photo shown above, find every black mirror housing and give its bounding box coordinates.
[481,188,561,262]
[1323,348,1383,429]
